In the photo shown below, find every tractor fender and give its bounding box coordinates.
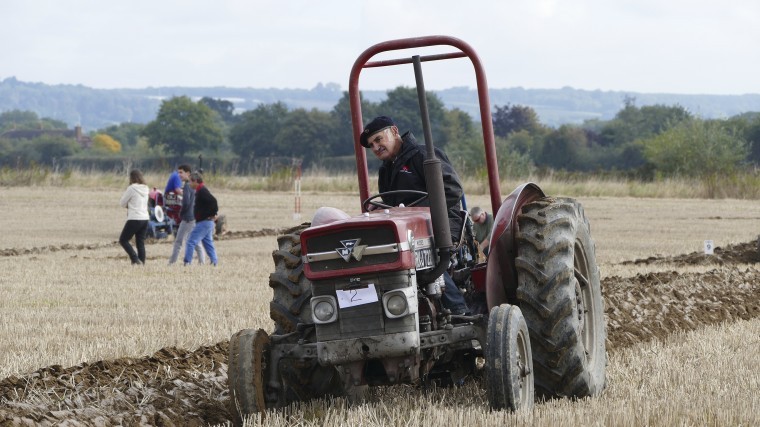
[485,182,545,311]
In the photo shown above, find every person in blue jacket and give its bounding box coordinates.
[164,168,183,196]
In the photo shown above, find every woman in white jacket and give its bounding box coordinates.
[119,169,150,264]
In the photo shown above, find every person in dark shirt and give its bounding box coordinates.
[361,115,468,315]
[183,172,218,266]
[169,164,206,265]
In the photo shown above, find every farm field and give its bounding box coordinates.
[1,186,759,426]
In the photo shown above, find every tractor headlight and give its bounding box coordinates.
[382,288,417,319]
[311,296,338,324]
[386,294,408,316]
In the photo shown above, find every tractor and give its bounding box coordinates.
[228,36,606,424]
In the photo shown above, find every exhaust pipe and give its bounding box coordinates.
[412,55,452,285]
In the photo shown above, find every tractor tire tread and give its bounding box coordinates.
[515,197,607,399]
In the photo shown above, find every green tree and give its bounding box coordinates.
[199,97,236,123]
[228,102,290,160]
[0,138,11,164]
[722,112,760,165]
[274,108,337,163]
[440,108,482,175]
[141,96,223,157]
[538,125,589,170]
[331,91,378,157]
[378,86,448,148]
[505,129,544,158]
[0,110,68,133]
[5,135,80,166]
[745,118,760,165]
[599,98,692,147]
[641,119,747,177]
[36,135,81,163]
[99,122,145,149]
[495,138,535,178]
[442,108,477,143]
[0,110,39,131]
[492,104,542,138]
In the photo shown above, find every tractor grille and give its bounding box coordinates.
[313,270,417,342]
[305,226,399,272]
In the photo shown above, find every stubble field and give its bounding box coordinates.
[1,186,759,426]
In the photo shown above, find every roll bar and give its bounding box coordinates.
[348,35,502,215]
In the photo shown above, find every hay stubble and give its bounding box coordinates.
[1,188,759,425]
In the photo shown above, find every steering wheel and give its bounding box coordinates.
[363,190,429,211]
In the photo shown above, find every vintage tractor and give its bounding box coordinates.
[146,188,176,239]
[228,36,606,424]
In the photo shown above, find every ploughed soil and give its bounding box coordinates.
[1,239,759,426]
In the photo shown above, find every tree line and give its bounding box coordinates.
[2,88,760,180]
[5,76,760,130]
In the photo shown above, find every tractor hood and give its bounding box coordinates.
[300,207,435,281]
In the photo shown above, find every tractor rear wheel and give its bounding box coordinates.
[227,328,271,426]
[485,304,534,411]
[515,197,606,399]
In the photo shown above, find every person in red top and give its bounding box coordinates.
[183,172,218,266]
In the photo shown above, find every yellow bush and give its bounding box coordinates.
[92,134,122,153]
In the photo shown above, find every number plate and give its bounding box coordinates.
[415,247,436,270]
[336,284,379,309]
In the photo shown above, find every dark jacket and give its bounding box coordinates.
[378,132,464,241]
[193,184,218,222]
[179,181,196,222]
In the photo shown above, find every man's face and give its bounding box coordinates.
[475,212,486,223]
[178,169,190,181]
[366,127,401,161]
[189,179,199,190]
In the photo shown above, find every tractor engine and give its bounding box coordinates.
[300,207,439,385]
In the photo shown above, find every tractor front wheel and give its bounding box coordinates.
[227,328,272,426]
[485,304,534,411]
[261,225,360,406]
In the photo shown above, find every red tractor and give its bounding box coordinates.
[228,36,606,424]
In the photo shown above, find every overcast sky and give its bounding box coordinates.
[2,0,758,95]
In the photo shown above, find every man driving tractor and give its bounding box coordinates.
[360,115,469,315]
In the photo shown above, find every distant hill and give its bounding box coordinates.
[2,77,760,131]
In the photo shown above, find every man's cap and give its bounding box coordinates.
[360,116,395,148]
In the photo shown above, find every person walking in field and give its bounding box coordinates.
[119,169,150,265]
[183,172,219,266]
[168,164,206,265]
